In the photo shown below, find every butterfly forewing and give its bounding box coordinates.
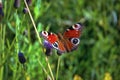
[63,23,82,38]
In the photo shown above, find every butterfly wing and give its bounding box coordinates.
[62,23,83,52]
[63,23,82,38]
[40,31,66,54]
[40,31,58,44]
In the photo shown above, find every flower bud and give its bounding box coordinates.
[18,52,26,64]
[43,40,53,56]
[26,0,32,6]
[14,0,20,8]
[0,3,4,17]
[23,8,28,14]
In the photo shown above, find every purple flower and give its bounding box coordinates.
[0,3,4,17]
[26,0,32,6]
[14,0,20,8]
[23,8,28,14]
[43,40,53,49]
[43,40,53,56]
[18,52,26,64]
[45,48,52,56]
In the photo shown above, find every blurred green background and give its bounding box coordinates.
[0,0,120,80]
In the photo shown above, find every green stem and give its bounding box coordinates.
[38,59,49,76]
[0,22,6,80]
[56,57,61,80]
[6,0,14,20]
[15,10,19,54]
[46,57,55,80]
[0,66,3,80]
[0,24,5,80]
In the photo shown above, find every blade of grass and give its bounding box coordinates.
[0,24,7,80]
[0,24,5,80]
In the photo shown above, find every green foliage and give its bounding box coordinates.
[0,0,120,80]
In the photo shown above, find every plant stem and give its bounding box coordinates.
[38,59,49,76]
[0,24,5,80]
[56,57,61,80]
[16,10,19,54]
[46,57,55,80]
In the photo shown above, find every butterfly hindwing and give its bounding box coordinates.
[62,23,83,52]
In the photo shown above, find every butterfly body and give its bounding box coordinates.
[40,23,83,55]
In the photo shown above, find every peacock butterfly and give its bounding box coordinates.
[40,23,83,55]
